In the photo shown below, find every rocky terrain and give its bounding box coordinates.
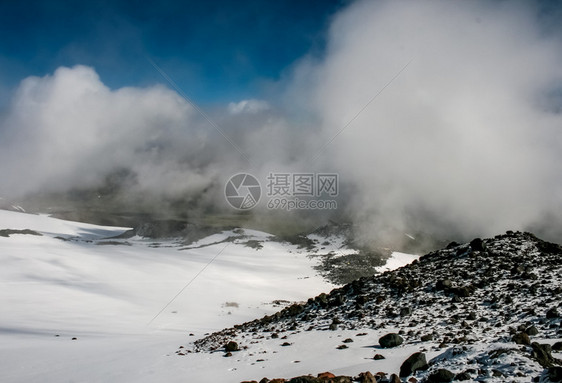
[188,231,562,382]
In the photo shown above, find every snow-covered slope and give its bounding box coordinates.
[4,210,560,382]
[0,209,344,382]
[194,233,562,382]
[0,209,420,382]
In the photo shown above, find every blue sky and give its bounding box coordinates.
[1,0,562,239]
[0,0,346,107]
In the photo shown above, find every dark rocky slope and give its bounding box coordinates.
[191,231,562,382]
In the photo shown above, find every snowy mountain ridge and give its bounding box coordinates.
[191,232,562,382]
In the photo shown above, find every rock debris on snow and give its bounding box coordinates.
[190,231,562,382]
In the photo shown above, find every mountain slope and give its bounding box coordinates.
[192,232,562,382]
[0,209,336,382]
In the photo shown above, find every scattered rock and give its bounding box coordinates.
[451,286,473,298]
[512,332,530,345]
[399,352,428,378]
[491,369,504,377]
[547,307,559,319]
[0,229,42,238]
[489,348,511,359]
[531,342,555,368]
[357,371,376,383]
[379,333,404,348]
[469,238,485,251]
[421,334,433,342]
[336,344,348,350]
[454,371,472,381]
[196,232,562,383]
[400,307,412,316]
[526,326,539,336]
[426,369,455,383]
[446,241,460,249]
[436,279,453,291]
[225,341,239,352]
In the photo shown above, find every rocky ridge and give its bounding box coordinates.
[189,232,562,382]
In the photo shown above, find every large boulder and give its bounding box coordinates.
[379,333,404,348]
[421,334,433,341]
[426,369,455,382]
[436,279,453,291]
[547,307,559,319]
[469,238,485,251]
[224,341,239,352]
[512,332,530,345]
[399,352,429,377]
[531,342,555,368]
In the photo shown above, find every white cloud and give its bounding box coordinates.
[227,99,270,114]
[296,0,562,240]
[0,66,300,215]
[2,0,562,243]
[0,65,214,198]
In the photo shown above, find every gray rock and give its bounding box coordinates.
[531,342,554,368]
[427,369,455,382]
[379,333,404,348]
[224,341,239,352]
[357,371,377,383]
[512,332,530,345]
[454,371,472,381]
[547,307,559,319]
[421,334,433,341]
[436,279,453,290]
[399,352,428,377]
[470,238,485,251]
[400,307,412,316]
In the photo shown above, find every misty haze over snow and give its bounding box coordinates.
[1,0,562,243]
